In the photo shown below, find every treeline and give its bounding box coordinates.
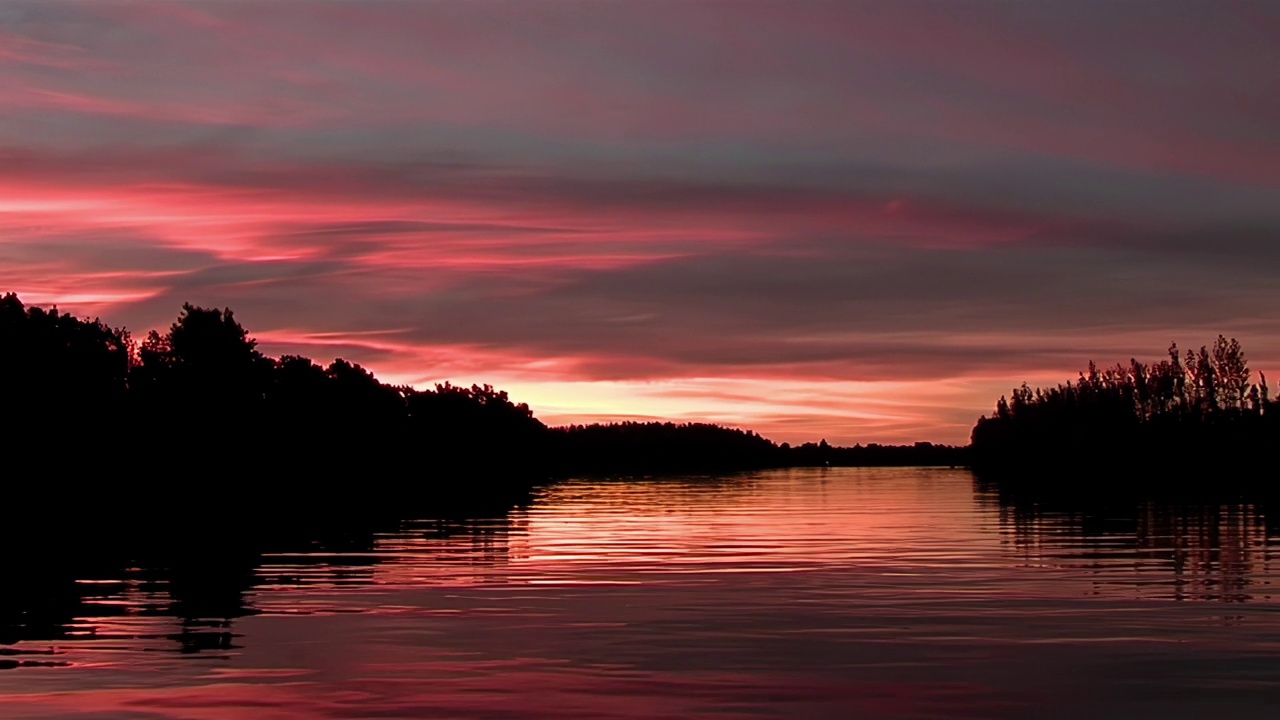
[553,421,781,473]
[0,294,754,492]
[970,337,1278,482]
[784,439,967,467]
[0,293,961,502]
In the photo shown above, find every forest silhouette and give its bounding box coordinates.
[0,293,961,510]
[7,292,1276,500]
[971,337,1277,488]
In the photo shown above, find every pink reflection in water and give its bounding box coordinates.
[2,469,1280,719]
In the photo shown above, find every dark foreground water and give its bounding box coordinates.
[3,468,1280,719]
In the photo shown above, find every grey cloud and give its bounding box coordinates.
[0,233,214,274]
[6,141,1278,241]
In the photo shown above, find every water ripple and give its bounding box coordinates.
[3,468,1280,718]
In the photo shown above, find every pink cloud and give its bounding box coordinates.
[2,3,1276,445]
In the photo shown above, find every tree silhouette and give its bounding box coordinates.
[135,304,271,410]
[970,338,1276,484]
[0,293,130,459]
[0,291,966,490]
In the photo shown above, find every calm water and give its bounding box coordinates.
[4,468,1280,719]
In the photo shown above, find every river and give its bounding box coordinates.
[3,467,1279,718]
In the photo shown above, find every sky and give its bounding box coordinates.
[2,1,1278,445]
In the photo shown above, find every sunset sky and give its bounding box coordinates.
[2,1,1278,444]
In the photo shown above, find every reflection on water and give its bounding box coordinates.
[0,514,530,666]
[981,482,1279,604]
[3,469,1280,719]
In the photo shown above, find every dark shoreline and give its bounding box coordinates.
[1,292,966,489]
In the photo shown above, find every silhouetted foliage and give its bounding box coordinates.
[0,293,131,453]
[0,292,964,501]
[550,422,781,473]
[785,439,968,468]
[970,338,1277,484]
